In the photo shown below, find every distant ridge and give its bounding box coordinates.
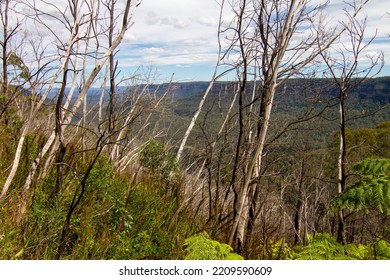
[167,77,390,102]
[44,76,390,103]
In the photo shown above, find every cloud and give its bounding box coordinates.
[13,0,390,81]
[160,17,190,29]
[194,16,218,27]
[143,47,165,55]
[183,39,210,47]
[145,11,160,25]
[176,64,191,68]
[123,33,137,43]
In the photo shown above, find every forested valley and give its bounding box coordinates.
[1,0,390,260]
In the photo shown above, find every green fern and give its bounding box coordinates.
[345,238,390,260]
[330,158,390,214]
[352,158,390,176]
[258,238,294,260]
[373,239,390,259]
[295,233,390,260]
[183,232,243,260]
[295,233,352,260]
[344,243,370,260]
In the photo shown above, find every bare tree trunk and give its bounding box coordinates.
[107,0,117,161]
[319,2,384,243]
[229,80,276,250]
[224,0,368,252]
[54,59,71,196]
[176,0,225,162]
[54,0,142,259]
[294,158,305,245]
[2,0,142,215]
[1,0,9,102]
[0,0,21,121]
[337,87,347,244]
[0,54,69,202]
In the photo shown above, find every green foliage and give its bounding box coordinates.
[7,52,30,80]
[1,75,389,260]
[0,229,21,259]
[255,235,390,260]
[110,182,181,259]
[183,232,243,260]
[294,233,390,260]
[344,243,370,260]
[295,233,354,260]
[8,164,186,260]
[19,190,66,259]
[352,158,390,176]
[139,140,179,189]
[82,155,113,204]
[373,239,390,259]
[330,158,390,214]
[258,238,294,260]
[346,122,390,159]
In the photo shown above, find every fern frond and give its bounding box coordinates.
[258,238,294,260]
[183,232,244,260]
[295,233,353,260]
[330,158,390,214]
[374,239,390,260]
[352,158,390,176]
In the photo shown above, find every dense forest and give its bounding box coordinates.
[0,0,389,260]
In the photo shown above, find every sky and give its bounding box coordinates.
[119,0,223,82]
[115,0,390,82]
[6,0,390,84]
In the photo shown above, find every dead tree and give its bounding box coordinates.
[320,3,384,244]
[216,0,370,253]
[176,0,227,162]
[0,0,143,210]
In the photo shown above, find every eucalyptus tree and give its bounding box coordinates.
[0,0,58,203]
[176,0,227,162]
[209,0,371,253]
[0,0,144,211]
[320,3,384,244]
[0,0,22,121]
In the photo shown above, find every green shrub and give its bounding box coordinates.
[295,233,352,260]
[294,233,390,260]
[372,239,390,259]
[183,232,243,260]
[139,140,179,190]
[258,238,294,260]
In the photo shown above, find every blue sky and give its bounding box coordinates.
[11,0,390,84]
[116,0,390,83]
[117,0,222,82]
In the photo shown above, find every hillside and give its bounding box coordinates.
[1,75,389,260]
[164,77,390,100]
[161,77,390,149]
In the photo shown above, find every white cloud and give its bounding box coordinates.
[145,11,160,25]
[194,16,218,27]
[183,39,210,47]
[143,47,165,55]
[160,17,190,29]
[123,33,138,43]
[127,0,390,78]
[7,0,390,81]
